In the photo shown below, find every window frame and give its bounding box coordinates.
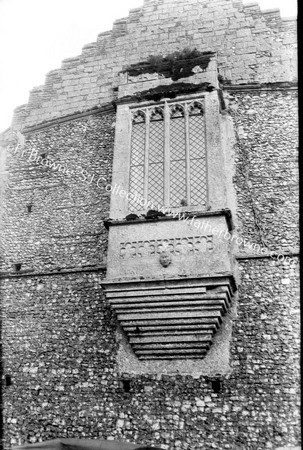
[128,94,209,213]
[110,90,226,220]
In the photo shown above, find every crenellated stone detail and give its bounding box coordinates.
[112,18,128,37]
[262,9,283,31]
[27,86,44,108]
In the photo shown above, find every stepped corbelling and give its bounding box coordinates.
[103,276,236,360]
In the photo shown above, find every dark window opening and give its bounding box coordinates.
[122,379,131,393]
[211,378,222,393]
[14,263,22,272]
[5,375,12,386]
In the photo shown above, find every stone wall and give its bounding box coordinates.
[0,112,115,274]
[228,89,298,252]
[1,88,300,449]
[11,0,297,129]
[1,259,299,450]
[0,0,299,449]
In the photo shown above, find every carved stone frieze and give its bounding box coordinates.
[119,235,213,259]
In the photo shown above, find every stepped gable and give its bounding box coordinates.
[11,0,296,130]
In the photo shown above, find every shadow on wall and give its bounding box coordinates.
[13,440,165,450]
[0,272,3,450]
[0,138,6,450]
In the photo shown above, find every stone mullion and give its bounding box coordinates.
[164,101,170,207]
[184,103,191,206]
[128,111,134,206]
[143,108,150,203]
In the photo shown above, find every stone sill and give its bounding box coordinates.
[102,273,237,289]
[104,208,233,231]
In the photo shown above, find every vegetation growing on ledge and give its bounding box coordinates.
[119,82,215,103]
[123,48,214,81]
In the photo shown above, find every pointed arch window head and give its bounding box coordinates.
[150,106,164,121]
[132,110,146,123]
[128,98,207,212]
[170,103,185,118]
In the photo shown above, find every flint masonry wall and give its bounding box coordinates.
[0,112,115,273]
[229,89,299,251]
[0,0,299,449]
[1,259,300,449]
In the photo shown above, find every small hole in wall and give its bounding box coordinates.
[122,379,131,393]
[40,153,46,160]
[27,205,32,213]
[5,375,12,386]
[14,263,22,272]
[211,378,223,393]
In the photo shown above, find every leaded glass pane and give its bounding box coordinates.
[189,114,207,205]
[170,159,187,207]
[148,119,164,206]
[131,122,145,165]
[129,165,144,211]
[169,116,187,207]
[149,120,164,164]
[129,121,145,211]
[148,163,164,206]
